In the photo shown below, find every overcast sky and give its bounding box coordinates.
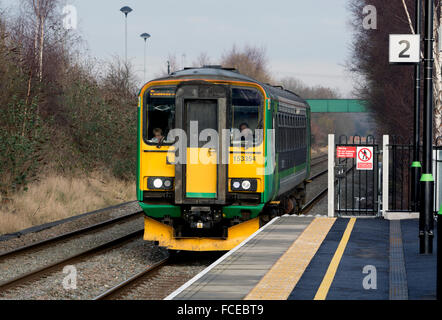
[2,0,356,97]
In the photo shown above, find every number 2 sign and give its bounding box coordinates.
[389,34,420,64]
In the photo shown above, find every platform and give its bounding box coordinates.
[165,216,438,300]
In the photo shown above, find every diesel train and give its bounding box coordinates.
[137,66,311,251]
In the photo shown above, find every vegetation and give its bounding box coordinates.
[347,0,442,139]
[0,1,342,233]
[0,1,138,199]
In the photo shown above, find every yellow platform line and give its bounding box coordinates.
[314,217,356,300]
[244,217,336,300]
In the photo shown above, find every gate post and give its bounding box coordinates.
[328,134,335,217]
[382,135,389,217]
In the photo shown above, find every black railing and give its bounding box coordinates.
[335,135,379,216]
[434,137,442,215]
[388,136,441,214]
[388,136,413,212]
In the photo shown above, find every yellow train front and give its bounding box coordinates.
[137,66,311,251]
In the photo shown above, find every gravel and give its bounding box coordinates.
[0,216,144,283]
[0,202,142,253]
[0,238,169,300]
[107,252,223,300]
[0,161,331,300]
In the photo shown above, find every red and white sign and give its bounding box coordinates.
[356,146,373,170]
[337,146,357,158]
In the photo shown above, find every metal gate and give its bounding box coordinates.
[335,135,380,217]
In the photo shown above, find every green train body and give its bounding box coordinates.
[137,66,311,251]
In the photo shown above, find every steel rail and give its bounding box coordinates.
[0,211,143,261]
[309,169,328,181]
[0,229,144,293]
[311,154,328,167]
[93,257,170,300]
[301,165,354,215]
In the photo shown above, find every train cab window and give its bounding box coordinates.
[145,88,176,144]
[231,88,262,145]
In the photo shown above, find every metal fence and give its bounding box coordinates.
[388,136,413,212]
[335,135,379,216]
[434,137,442,214]
[387,136,441,214]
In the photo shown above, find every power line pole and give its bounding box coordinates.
[419,0,435,254]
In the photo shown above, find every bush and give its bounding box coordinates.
[0,97,46,194]
[60,63,137,180]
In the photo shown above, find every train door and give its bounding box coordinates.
[175,83,229,205]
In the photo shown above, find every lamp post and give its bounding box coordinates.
[140,33,151,83]
[120,6,133,64]
[419,0,435,255]
[411,0,422,213]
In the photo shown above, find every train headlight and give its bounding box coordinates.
[230,179,258,192]
[153,178,163,189]
[232,181,241,189]
[242,180,251,190]
[163,179,172,188]
[148,177,174,190]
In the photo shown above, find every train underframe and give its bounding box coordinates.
[142,182,307,251]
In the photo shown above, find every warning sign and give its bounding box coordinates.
[356,147,373,170]
[337,146,356,158]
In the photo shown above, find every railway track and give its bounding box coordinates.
[0,229,144,295]
[0,155,329,299]
[1,154,326,257]
[93,253,221,300]
[94,165,331,301]
[0,202,145,297]
[301,162,355,215]
[311,154,327,167]
[0,210,143,261]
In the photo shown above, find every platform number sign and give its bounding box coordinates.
[356,147,373,170]
[389,34,420,64]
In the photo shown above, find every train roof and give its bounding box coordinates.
[150,66,309,106]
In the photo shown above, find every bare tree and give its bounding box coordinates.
[401,0,442,141]
[220,45,272,83]
[348,0,441,141]
[279,77,341,99]
[27,0,59,82]
[192,52,212,67]
[101,56,139,106]
[156,53,180,77]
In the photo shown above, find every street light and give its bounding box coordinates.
[120,6,133,64]
[140,33,151,82]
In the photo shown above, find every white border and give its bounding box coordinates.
[163,216,281,300]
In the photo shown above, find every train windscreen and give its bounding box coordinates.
[145,88,175,144]
[231,88,263,146]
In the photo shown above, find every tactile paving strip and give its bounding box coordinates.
[389,220,408,300]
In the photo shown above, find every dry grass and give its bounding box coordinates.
[0,171,135,235]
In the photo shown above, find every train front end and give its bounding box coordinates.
[137,71,272,251]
